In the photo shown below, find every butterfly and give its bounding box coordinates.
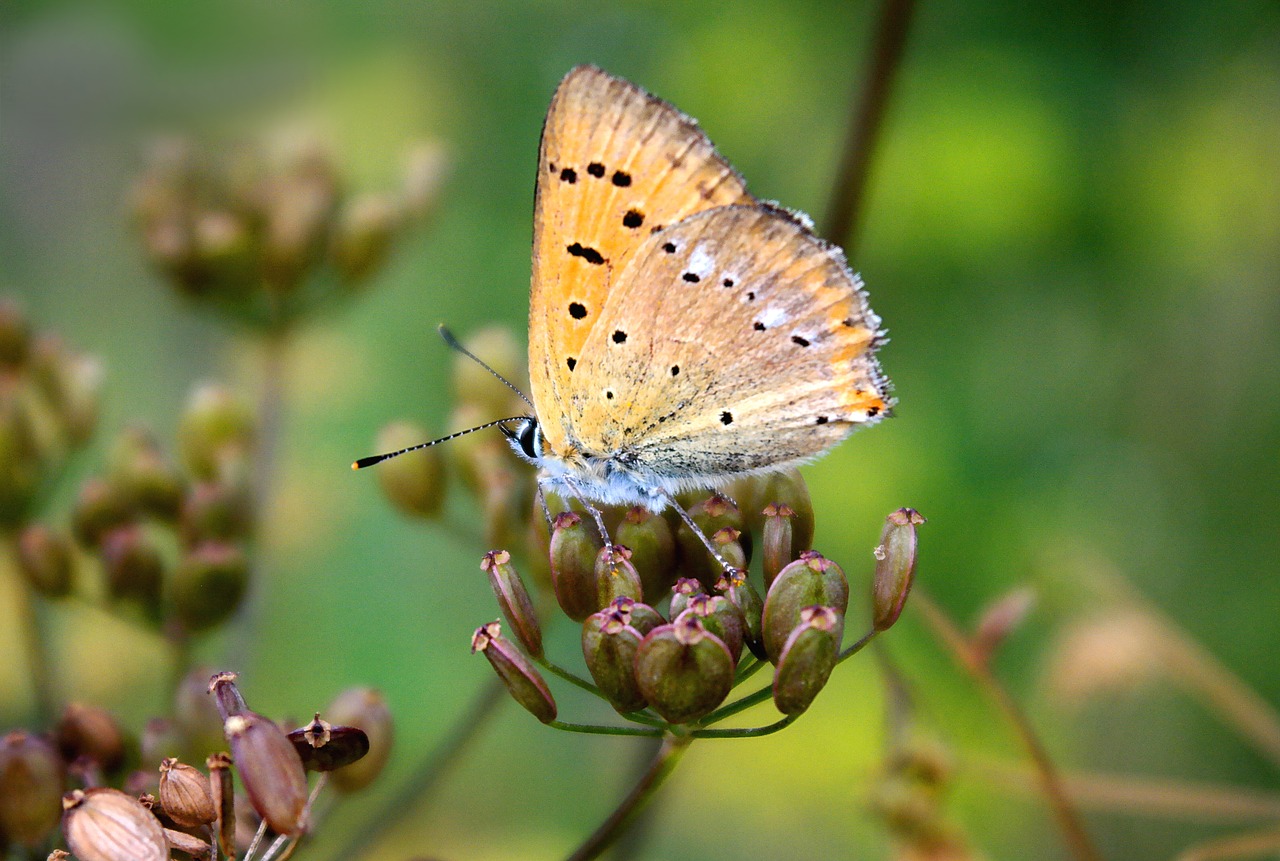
[361,65,891,572]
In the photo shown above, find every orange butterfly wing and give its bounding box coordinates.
[529,65,753,458]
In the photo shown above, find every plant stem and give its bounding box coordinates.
[693,714,797,739]
[821,0,917,252]
[563,734,692,861]
[535,655,603,696]
[328,677,506,861]
[913,588,1103,861]
[548,720,664,738]
[838,627,879,663]
[1173,827,1280,861]
[10,553,58,724]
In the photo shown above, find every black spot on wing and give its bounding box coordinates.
[719,411,734,425]
[791,335,810,347]
[569,302,588,319]
[612,330,627,344]
[753,321,766,331]
[567,243,605,265]
[587,162,605,177]
[662,242,677,253]
[560,168,577,183]
[815,416,828,425]
[566,357,577,371]
[611,170,632,187]
[722,278,734,288]
[682,272,700,283]
[670,365,680,376]
[623,209,644,228]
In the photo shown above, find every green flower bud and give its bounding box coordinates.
[17,523,74,598]
[158,758,215,827]
[71,478,135,549]
[0,731,64,846]
[371,420,446,519]
[108,427,183,520]
[773,606,844,715]
[550,511,603,622]
[56,703,125,772]
[595,545,643,610]
[471,622,557,723]
[62,788,167,861]
[172,541,248,631]
[287,715,370,773]
[178,384,255,482]
[482,549,542,658]
[675,494,746,588]
[0,389,41,525]
[332,193,400,284]
[686,593,745,665]
[181,479,253,545]
[324,687,394,793]
[615,506,677,601]
[762,551,849,664]
[711,526,748,575]
[222,712,308,836]
[872,508,924,632]
[634,614,734,724]
[582,608,647,713]
[762,503,796,588]
[608,596,664,635]
[715,568,766,661]
[99,526,165,611]
[668,577,703,620]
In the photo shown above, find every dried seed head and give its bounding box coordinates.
[172,541,249,631]
[374,420,446,519]
[17,523,75,598]
[207,671,248,722]
[482,549,543,658]
[287,715,370,773]
[872,508,924,632]
[206,752,235,855]
[62,787,168,861]
[594,544,643,609]
[615,506,677,601]
[56,703,125,772]
[325,687,394,793]
[634,616,734,724]
[549,511,603,622]
[163,825,212,858]
[472,622,558,723]
[178,384,255,481]
[762,550,849,664]
[582,608,647,713]
[772,605,845,715]
[223,712,308,836]
[157,758,215,827]
[0,731,65,846]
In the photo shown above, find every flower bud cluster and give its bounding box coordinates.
[131,133,448,327]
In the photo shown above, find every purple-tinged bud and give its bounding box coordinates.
[471,622,557,723]
[634,614,734,724]
[761,503,796,588]
[0,731,64,846]
[712,526,748,575]
[62,788,167,861]
[668,577,704,620]
[175,667,226,757]
[17,523,74,598]
[108,426,183,520]
[550,511,603,622]
[172,541,248,631]
[594,545,643,610]
[205,753,235,856]
[207,671,248,723]
[99,526,165,610]
[773,606,845,715]
[609,596,664,636]
[872,508,924,632]
[762,551,850,664]
[158,758,215,827]
[324,687,394,793]
[163,826,212,858]
[56,703,125,772]
[482,549,543,658]
[675,494,746,588]
[0,299,31,369]
[615,506,677,601]
[715,568,766,660]
[374,420,446,519]
[332,193,400,284]
[222,712,307,836]
[178,384,255,482]
[71,478,135,549]
[181,480,253,545]
[969,587,1036,668]
[686,593,745,665]
[582,608,647,713]
[287,715,370,773]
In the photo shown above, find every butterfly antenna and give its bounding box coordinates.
[351,417,525,470]
[438,324,535,411]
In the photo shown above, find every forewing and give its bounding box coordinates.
[568,204,890,485]
[529,65,753,454]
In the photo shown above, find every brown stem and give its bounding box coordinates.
[913,588,1103,861]
[326,677,507,861]
[564,734,692,861]
[1174,828,1280,861]
[821,0,917,251]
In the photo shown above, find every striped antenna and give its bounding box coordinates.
[437,324,535,411]
[351,417,525,470]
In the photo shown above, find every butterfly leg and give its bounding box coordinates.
[660,491,742,578]
[560,478,617,561]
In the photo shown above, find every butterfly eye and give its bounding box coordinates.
[503,418,542,461]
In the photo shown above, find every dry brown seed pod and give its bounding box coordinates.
[482,549,543,658]
[223,713,308,836]
[471,622,557,723]
[158,757,215,827]
[206,752,236,857]
[56,703,125,772]
[0,731,64,846]
[287,715,370,772]
[62,787,167,861]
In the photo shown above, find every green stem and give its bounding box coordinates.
[548,720,663,738]
[619,711,667,728]
[13,565,58,725]
[693,714,798,739]
[838,627,879,664]
[696,684,773,726]
[535,655,602,696]
[563,734,692,861]
[734,657,764,685]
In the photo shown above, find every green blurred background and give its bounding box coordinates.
[2,1,1278,858]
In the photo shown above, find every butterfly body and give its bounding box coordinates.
[513,66,892,518]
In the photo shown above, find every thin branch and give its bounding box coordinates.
[913,588,1103,861]
[1174,828,1280,861]
[821,0,917,251]
[693,714,797,739]
[548,721,663,738]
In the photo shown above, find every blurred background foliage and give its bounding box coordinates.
[1,1,1277,859]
